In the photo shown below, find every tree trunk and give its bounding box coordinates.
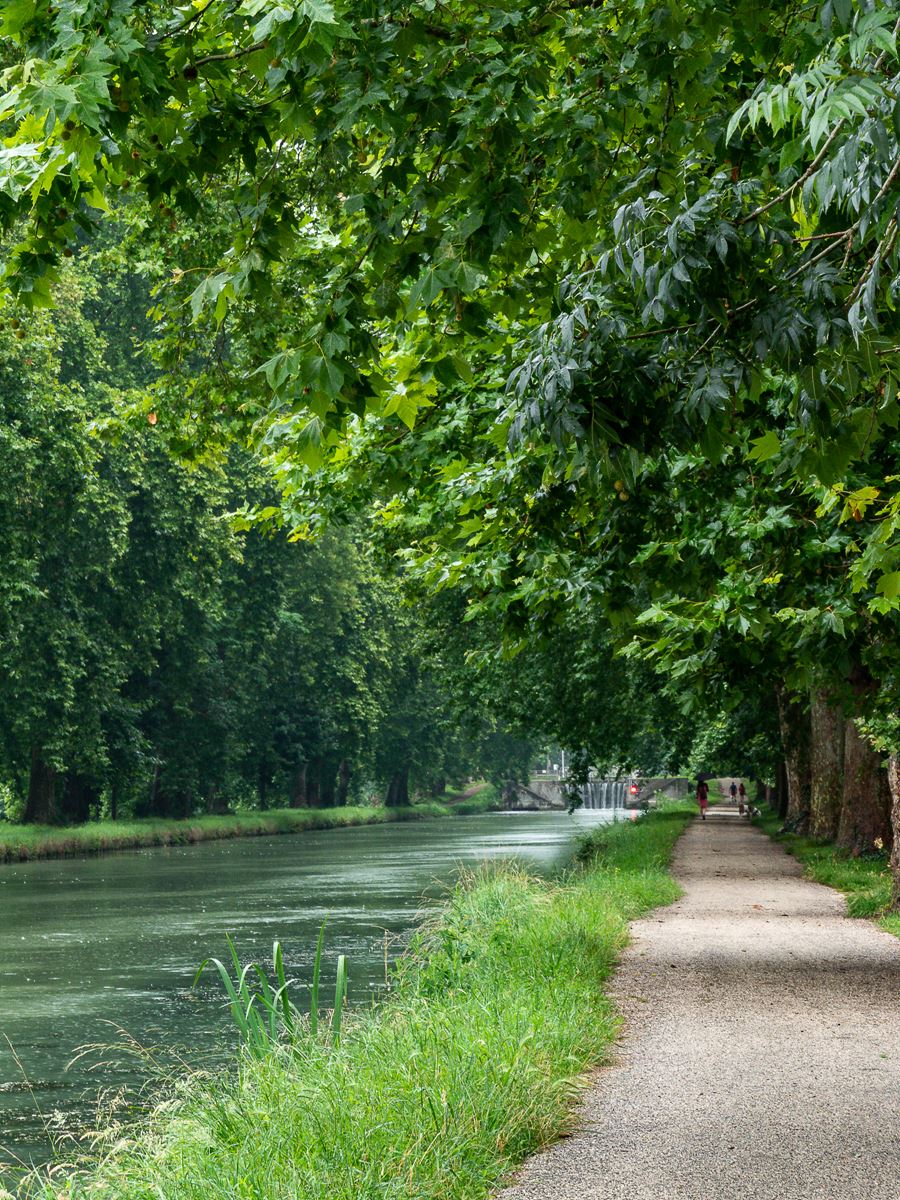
[24,750,58,824]
[335,759,350,807]
[776,688,811,829]
[888,753,900,910]
[168,790,192,819]
[290,762,307,808]
[206,786,228,815]
[319,761,336,809]
[836,719,892,855]
[809,690,845,841]
[61,773,96,824]
[147,762,163,816]
[775,760,789,819]
[385,765,410,807]
[306,757,322,808]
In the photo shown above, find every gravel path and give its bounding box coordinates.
[498,806,900,1200]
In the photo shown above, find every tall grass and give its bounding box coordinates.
[18,801,693,1200]
[0,787,501,867]
[756,808,899,936]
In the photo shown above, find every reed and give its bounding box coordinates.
[309,921,325,1039]
[193,937,298,1059]
[195,925,351,1056]
[331,955,347,1046]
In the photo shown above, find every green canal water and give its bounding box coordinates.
[0,809,620,1174]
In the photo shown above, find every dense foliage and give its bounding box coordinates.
[0,266,551,823]
[1,0,899,900]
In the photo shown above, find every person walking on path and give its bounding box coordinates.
[696,779,709,820]
[729,781,737,801]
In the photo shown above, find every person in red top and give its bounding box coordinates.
[696,779,709,820]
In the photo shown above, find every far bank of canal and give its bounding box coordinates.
[0,809,619,1172]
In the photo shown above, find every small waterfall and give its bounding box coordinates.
[568,777,630,811]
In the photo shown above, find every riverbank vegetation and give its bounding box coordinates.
[0,786,499,865]
[19,803,693,1200]
[757,809,900,939]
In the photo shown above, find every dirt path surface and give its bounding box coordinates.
[497,807,900,1200]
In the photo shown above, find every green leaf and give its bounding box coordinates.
[747,431,781,463]
[875,571,900,599]
[406,268,444,314]
[832,0,851,28]
[300,0,337,24]
[1,0,36,35]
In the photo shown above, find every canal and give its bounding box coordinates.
[0,809,619,1173]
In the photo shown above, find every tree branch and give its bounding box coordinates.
[738,121,845,226]
[193,39,268,68]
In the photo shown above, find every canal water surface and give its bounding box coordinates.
[0,809,619,1172]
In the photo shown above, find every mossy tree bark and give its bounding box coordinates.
[836,720,892,855]
[809,690,845,841]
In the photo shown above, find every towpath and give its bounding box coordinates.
[498,804,900,1200]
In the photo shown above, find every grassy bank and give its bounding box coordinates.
[0,786,500,865]
[22,802,693,1200]
[756,808,900,938]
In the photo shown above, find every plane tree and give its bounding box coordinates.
[4,1,900,899]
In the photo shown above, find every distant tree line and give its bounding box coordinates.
[0,280,539,825]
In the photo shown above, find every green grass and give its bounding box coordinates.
[0,787,501,866]
[20,802,693,1200]
[756,808,898,936]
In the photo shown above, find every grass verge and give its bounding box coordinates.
[0,786,501,867]
[21,802,693,1200]
[756,808,899,937]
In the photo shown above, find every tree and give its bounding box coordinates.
[0,294,134,821]
[5,1,900,900]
